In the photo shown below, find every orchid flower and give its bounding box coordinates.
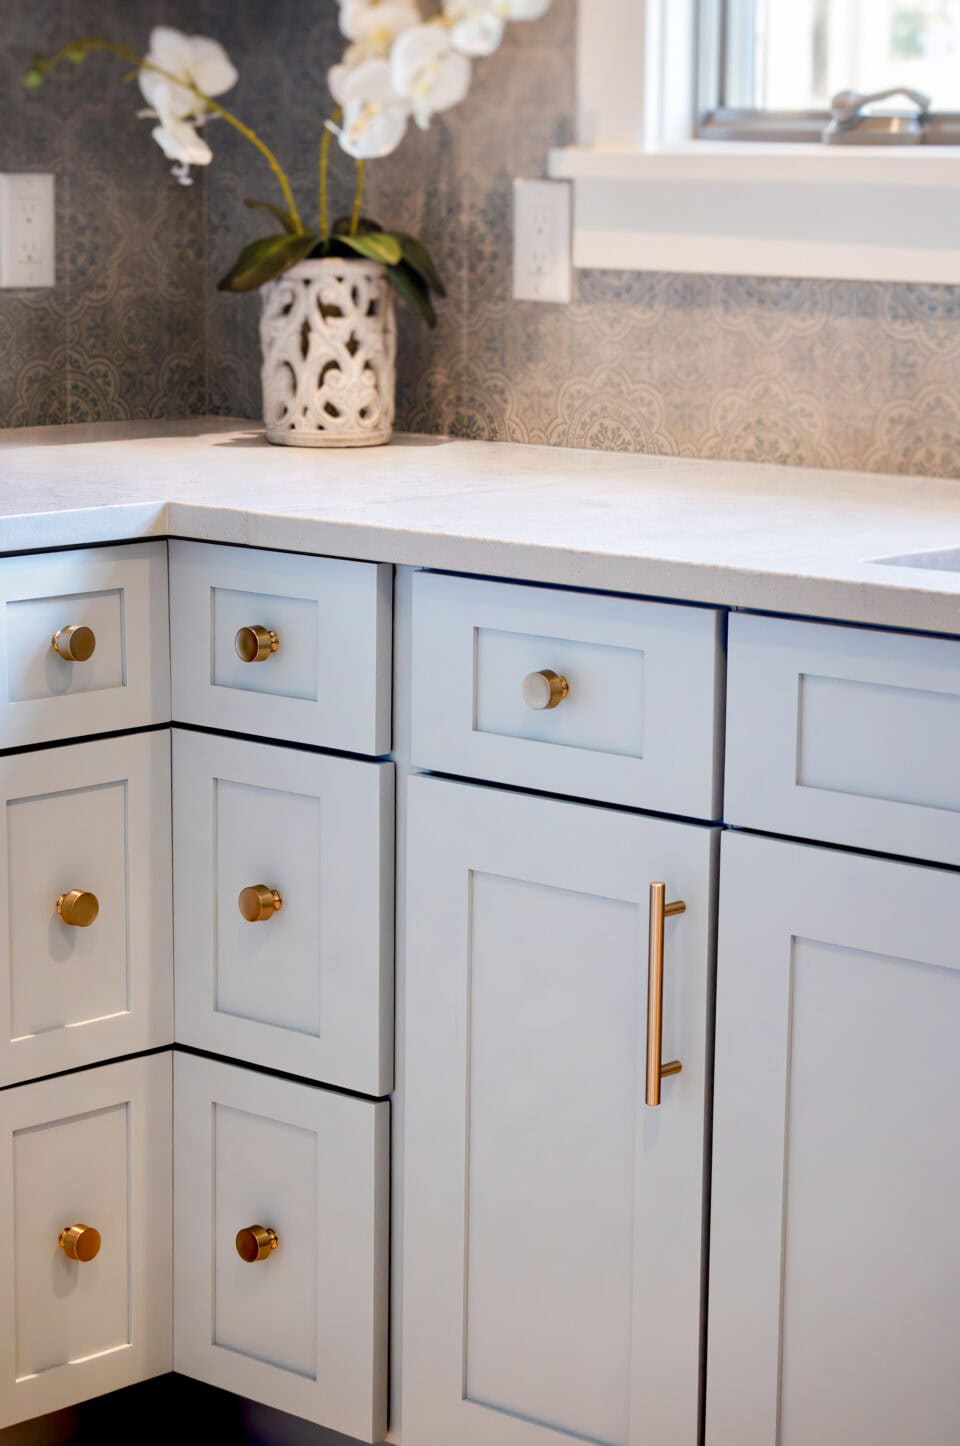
[444,0,551,57]
[328,59,411,159]
[138,26,237,176]
[338,0,421,47]
[390,23,471,130]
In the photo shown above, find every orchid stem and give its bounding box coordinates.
[350,159,366,237]
[319,108,341,241]
[30,36,305,234]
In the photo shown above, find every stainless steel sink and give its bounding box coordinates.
[870,547,960,572]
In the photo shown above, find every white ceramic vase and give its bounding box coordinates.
[259,258,397,448]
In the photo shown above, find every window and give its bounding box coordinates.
[700,0,960,139]
[547,0,960,282]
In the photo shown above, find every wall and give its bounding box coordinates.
[0,0,206,427]
[4,0,960,477]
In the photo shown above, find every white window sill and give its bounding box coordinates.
[547,142,960,283]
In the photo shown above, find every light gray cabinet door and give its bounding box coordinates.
[402,775,718,1446]
[708,831,960,1446]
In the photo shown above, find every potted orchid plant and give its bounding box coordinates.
[24,1,552,448]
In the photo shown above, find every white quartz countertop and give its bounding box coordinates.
[3,416,960,634]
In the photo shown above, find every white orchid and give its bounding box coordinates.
[328,59,411,159]
[138,27,238,176]
[390,23,471,130]
[444,0,551,57]
[329,2,420,107]
[338,1,420,47]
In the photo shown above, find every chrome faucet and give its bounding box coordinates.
[824,87,932,144]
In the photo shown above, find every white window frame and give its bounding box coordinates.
[547,0,960,282]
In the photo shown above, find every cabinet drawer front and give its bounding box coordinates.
[727,612,960,864]
[170,541,391,754]
[174,1054,388,1442]
[402,775,718,1446]
[0,733,173,1086]
[0,1055,172,1428]
[173,731,393,1095]
[0,543,169,748]
[708,833,960,1446]
[411,572,723,816]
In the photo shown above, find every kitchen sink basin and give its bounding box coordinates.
[870,547,960,572]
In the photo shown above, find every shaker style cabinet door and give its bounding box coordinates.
[0,732,173,1085]
[0,542,170,750]
[169,541,392,755]
[707,832,960,1446]
[173,730,394,1095]
[402,775,718,1446]
[174,1054,389,1443]
[0,1054,172,1428]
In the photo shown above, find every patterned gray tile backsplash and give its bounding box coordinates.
[3,0,960,476]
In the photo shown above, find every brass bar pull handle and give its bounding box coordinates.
[646,882,685,1107]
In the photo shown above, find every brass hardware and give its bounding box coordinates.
[59,1224,101,1262]
[238,885,283,923]
[235,1225,279,1263]
[521,669,570,711]
[235,625,279,663]
[56,889,100,928]
[645,882,685,1106]
[51,625,96,663]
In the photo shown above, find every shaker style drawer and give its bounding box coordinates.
[0,542,170,749]
[411,572,724,817]
[170,541,392,754]
[0,733,173,1086]
[727,612,960,865]
[0,1055,172,1429]
[173,731,394,1095]
[174,1054,388,1443]
[402,775,717,1446]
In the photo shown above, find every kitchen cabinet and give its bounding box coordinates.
[402,774,718,1446]
[174,1054,389,1443]
[707,831,960,1446]
[0,1054,172,1428]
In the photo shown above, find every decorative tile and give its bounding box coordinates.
[3,0,960,478]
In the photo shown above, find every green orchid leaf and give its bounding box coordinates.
[338,230,404,266]
[387,260,438,328]
[217,231,318,292]
[332,215,384,236]
[392,233,446,299]
[244,198,298,235]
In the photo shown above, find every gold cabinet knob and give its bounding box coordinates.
[51,625,96,662]
[235,1225,279,1263]
[521,669,570,710]
[238,885,283,922]
[59,1224,101,1262]
[56,889,100,928]
[235,625,279,663]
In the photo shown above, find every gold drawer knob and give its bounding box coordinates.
[238,885,283,923]
[236,1225,279,1263]
[59,1223,101,1262]
[51,625,96,662]
[235,625,279,663]
[56,889,99,928]
[521,669,570,710]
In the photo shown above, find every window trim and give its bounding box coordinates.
[546,0,960,282]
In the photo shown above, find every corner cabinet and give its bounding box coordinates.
[707,831,960,1446]
[402,775,718,1446]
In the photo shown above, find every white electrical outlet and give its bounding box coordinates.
[0,174,55,289]
[512,179,571,304]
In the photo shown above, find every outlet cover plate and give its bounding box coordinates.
[0,174,56,289]
[513,179,571,304]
